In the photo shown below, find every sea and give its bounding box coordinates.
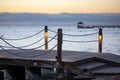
[0,26,120,55]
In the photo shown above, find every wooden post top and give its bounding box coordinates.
[45,25,48,32]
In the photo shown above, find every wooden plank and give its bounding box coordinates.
[75,61,106,70]
[91,66,120,75]
[0,50,97,62]
[0,50,120,66]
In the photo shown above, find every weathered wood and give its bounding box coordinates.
[57,28,63,64]
[0,50,120,79]
[0,50,120,65]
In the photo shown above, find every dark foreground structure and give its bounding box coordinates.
[0,50,120,80]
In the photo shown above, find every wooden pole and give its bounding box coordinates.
[99,28,103,53]
[44,25,48,50]
[57,28,63,64]
[55,28,63,80]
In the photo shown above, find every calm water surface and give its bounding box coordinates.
[0,26,120,55]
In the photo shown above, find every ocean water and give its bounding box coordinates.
[0,26,120,55]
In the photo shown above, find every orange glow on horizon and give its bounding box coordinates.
[0,0,120,13]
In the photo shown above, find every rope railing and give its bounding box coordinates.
[0,26,103,55]
[48,27,103,53]
[17,37,44,48]
[27,34,57,50]
[2,29,44,40]
[63,39,98,43]
[0,45,54,66]
[0,37,22,50]
[48,29,57,33]
[49,37,98,43]
[48,29,98,37]
[0,34,57,50]
[0,37,44,48]
[0,44,57,58]
[0,45,12,48]
[2,37,44,48]
[63,32,98,37]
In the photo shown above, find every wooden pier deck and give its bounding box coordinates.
[0,50,120,80]
[0,50,120,63]
[0,50,120,68]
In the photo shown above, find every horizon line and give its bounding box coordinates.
[0,12,120,14]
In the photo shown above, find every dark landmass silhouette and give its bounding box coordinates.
[0,13,120,26]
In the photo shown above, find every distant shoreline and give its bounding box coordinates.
[0,13,120,26]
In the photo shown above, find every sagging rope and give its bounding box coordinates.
[63,32,98,37]
[0,34,57,50]
[48,36,98,43]
[63,39,98,43]
[26,34,57,50]
[2,29,44,40]
[0,44,57,58]
[48,29,98,37]
[0,37,44,48]
[48,29,57,33]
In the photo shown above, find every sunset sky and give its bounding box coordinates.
[0,0,120,13]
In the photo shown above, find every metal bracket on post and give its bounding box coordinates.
[98,28,103,54]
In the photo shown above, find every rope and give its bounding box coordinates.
[29,34,57,50]
[0,45,56,66]
[48,29,57,33]
[0,34,57,50]
[49,44,57,51]
[48,29,98,37]
[0,37,44,48]
[0,44,57,58]
[0,37,22,50]
[3,29,44,40]
[63,39,98,43]
[17,37,44,48]
[48,37,98,43]
[0,45,14,48]
[63,32,98,37]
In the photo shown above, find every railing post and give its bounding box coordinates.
[57,28,62,64]
[98,28,103,54]
[55,28,63,80]
[44,25,48,50]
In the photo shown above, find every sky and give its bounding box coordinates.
[0,0,120,13]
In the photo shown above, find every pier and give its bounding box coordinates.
[0,50,120,80]
[77,25,120,29]
[0,26,120,80]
